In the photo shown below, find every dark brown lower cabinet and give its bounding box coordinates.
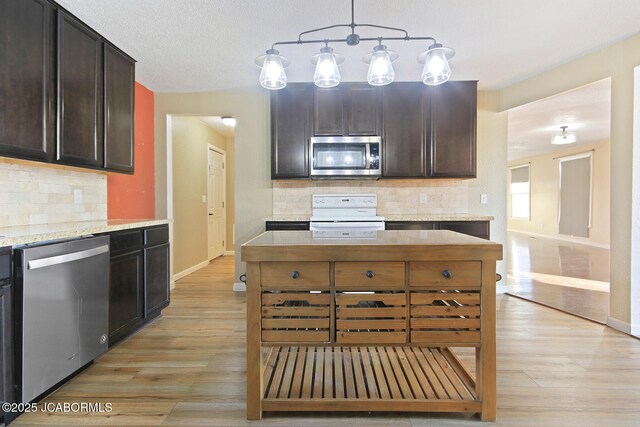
[265,221,310,231]
[104,225,170,347]
[144,243,170,316]
[385,220,490,240]
[0,247,14,425]
[108,249,144,345]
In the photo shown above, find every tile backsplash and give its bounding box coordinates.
[273,180,468,215]
[0,161,107,227]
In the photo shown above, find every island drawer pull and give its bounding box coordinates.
[291,271,300,279]
[365,270,374,278]
[441,270,452,279]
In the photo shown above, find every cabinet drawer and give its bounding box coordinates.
[144,225,169,246]
[261,262,330,289]
[409,261,481,288]
[261,291,330,343]
[110,229,143,254]
[335,262,405,289]
[335,292,406,344]
[410,291,481,346]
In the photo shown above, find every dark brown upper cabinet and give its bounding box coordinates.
[104,44,135,173]
[430,81,477,178]
[0,0,135,174]
[313,84,381,136]
[271,84,313,179]
[56,10,103,168]
[382,82,430,177]
[0,0,55,162]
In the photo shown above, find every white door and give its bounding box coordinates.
[208,147,225,260]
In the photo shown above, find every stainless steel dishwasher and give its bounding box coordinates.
[15,236,110,404]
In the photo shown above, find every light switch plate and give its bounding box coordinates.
[419,193,427,204]
[480,194,488,204]
[73,189,82,204]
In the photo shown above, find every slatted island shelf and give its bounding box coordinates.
[241,230,503,421]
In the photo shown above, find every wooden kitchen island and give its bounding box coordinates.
[241,230,502,421]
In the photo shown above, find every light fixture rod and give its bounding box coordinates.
[273,35,436,50]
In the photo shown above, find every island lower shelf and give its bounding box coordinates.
[262,345,480,413]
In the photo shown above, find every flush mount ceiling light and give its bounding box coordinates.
[551,126,577,145]
[221,116,236,127]
[255,0,455,90]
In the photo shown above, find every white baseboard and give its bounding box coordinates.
[224,250,235,256]
[607,316,640,337]
[507,229,610,249]
[170,280,176,290]
[173,260,209,281]
[233,282,246,292]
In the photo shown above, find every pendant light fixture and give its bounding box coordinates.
[255,49,289,90]
[551,126,577,145]
[311,46,344,88]
[256,0,455,90]
[363,43,398,86]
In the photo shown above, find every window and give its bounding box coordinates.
[510,165,530,220]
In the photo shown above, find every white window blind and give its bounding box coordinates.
[510,165,530,220]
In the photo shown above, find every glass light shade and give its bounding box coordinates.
[258,52,287,90]
[420,46,452,86]
[551,127,577,145]
[313,48,341,88]
[366,48,395,86]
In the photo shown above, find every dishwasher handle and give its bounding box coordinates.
[27,245,109,270]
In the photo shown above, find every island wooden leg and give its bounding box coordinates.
[477,260,497,421]
[246,262,263,420]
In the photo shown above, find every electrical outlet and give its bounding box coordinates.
[73,189,82,204]
[480,194,488,205]
[420,193,427,204]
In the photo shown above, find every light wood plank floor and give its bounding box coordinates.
[15,255,640,426]
[506,232,610,323]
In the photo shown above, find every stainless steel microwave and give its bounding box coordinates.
[310,136,382,179]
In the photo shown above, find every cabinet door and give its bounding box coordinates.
[104,44,135,173]
[314,87,344,136]
[271,84,312,178]
[382,83,429,177]
[430,81,477,178]
[144,243,170,316]
[0,0,54,162]
[346,84,381,136]
[108,250,144,345]
[56,11,103,168]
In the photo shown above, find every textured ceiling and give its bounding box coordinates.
[507,79,611,162]
[55,0,640,92]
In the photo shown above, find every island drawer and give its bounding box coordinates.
[410,291,481,345]
[260,262,330,289]
[335,292,407,344]
[261,291,331,342]
[335,262,405,289]
[409,261,481,288]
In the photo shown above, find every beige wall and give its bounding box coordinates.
[508,140,610,246]
[155,91,272,284]
[171,116,235,275]
[500,33,640,329]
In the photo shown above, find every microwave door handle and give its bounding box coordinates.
[365,143,371,169]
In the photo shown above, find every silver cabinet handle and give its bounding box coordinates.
[27,245,109,270]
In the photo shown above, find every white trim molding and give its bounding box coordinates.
[607,316,640,337]
[233,282,246,292]
[507,229,610,249]
[224,250,235,256]
[173,260,210,282]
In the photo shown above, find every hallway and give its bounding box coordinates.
[506,231,610,323]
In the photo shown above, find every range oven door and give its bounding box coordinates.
[310,221,385,238]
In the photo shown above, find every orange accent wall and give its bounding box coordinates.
[107,82,155,219]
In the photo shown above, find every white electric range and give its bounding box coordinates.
[309,194,385,238]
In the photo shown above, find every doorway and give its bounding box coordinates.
[208,146,226,260]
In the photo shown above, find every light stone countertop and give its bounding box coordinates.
[264,214,494,222]
[0,219,170,247]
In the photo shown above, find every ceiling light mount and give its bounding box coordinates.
[256,0,455,89]
[551,125,577,145]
